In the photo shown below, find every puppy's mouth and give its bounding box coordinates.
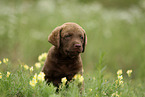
[65,49,81,56]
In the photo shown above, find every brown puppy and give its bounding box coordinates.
[42,22,87,88]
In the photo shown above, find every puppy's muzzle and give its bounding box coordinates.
[74,44,81,48]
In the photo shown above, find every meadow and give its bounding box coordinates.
[0,0,145,96]
[0,54,143,97]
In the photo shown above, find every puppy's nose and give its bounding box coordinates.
[74,44,81,48]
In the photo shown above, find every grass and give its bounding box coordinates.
[0,53,144,97]
[0,0,145,96]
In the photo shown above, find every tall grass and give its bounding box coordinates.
[0,53,144,97]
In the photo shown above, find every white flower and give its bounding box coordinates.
[118,75,123,80]
[61,77,67,86]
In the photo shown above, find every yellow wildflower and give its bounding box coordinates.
[96,94,98,97]
[33,74,38,82]
[116,93,120,97]
[0,72,2,79]
[30,66,34,72]
[115,80,118,85]
[38,53,47,62]
[73,75,77,79]
[73,74,84,83]
[33,73,37,80]
[35,62,41,69]
[79,76,84,83]
[119,80,124,85]
[93,77,96,80]
[117,69,122,76]
[111,91,120,97]
[73,74,81,80]
[126,70,132,77]
[118,75,123,80]
[111,93,116,97]
[0,60,2,64]
[6,72,10,78]
[29,73,38,87]
[103,91,107,95]
[24,64,29,70]
[29,79,37,87]
[37,72,45,82]
[3,58,9,64]
[89,88,92,92]
[61,77,67,86]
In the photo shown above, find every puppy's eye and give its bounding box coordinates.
[64,35,71,39]
[80,36,83,39]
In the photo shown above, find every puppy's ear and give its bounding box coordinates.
[48,26,63,48]
[82,32,87,53]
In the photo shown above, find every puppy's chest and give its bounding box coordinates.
[57,60,82,74]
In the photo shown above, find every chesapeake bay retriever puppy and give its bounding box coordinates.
[42,22,87,88]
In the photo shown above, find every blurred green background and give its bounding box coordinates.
[0,0,145,81]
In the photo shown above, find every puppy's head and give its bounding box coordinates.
[48,22,87,56]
